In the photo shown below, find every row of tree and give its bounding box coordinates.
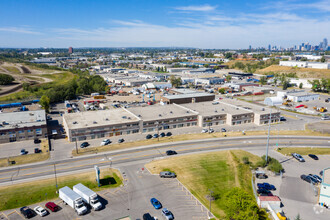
[0,73,15,85]
[231,59,279,73]
[309,79,330,93]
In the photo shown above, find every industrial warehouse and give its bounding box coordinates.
[63,100,281,142]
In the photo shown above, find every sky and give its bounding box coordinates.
[0,0,329,49]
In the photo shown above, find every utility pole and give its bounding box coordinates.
[265,108,272,163]
[54,163,58,193]
[75,139,78,154]
[155,121,160,141]
[208,189,213,217]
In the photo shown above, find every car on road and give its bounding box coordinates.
[34,138,41,144]
[201,129,208,133]
[34,206,48,217]
[150,198,162,209]
[20,206,34,219]
[300,174,318,185]
[257,182,276,190]
[166,132,172,137]
[34,148,41,153]
[118,138,125,143]
[160,171,176,178]
[166,150,177,156]
[80,142,89,148]
[321,116,330,120]
[308,174,322,183]
[146,134,152,139]
[221,128,226,132]
[20,149,28,155]
[143,213,155,220]
[292,153,305,162]
[45,202,59,212]
[153,133,159,138]
[308,154,318,160]
[162,208,174,220]
[160,132,166,137]
[257,188,273,196]
[101,139,111,146]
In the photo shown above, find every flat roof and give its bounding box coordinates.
[127,104,198,121]
[63,108,139,130]
[180,101,250,116]
[323,168,330,185]
[0,110,46,130]
[162,92,214,100]
[171,88,200,94]
[286,91,319,97]
[219,99,279,115]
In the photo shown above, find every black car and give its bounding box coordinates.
[280,116,286,121]
[143,213,154,220]
[308,154,318,160]
[300,174,318,185]
[118,138,125,143]
[80,142,89,148]
[34,148,41,153]
[166,150,177,155]
[34,138,41,144]
[160,132,166,137]
[153,133,159,138]
[20,206,34,219]
[146,134,152,139]
[166,132,172,137]
[257,188,272,195]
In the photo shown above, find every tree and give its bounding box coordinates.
[39,95,50,113]
[0,73,15,85]
[169,75,182,88]
[320,56,326,63]
[299,82,303,89]
[219,88,226,94]
[260,76,267,85]
[226,75,232,82]
[283,80,289,90]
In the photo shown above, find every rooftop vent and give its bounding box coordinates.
[73,121,78,124]
[222,109,224,111]
[105,118,109,121]
[170,111,173,114]
[122,116,127,119]
[138,114,142,117]
[262,108,265,111]
[128,117,131,119]
[215,110,218,113]
[186,111,190,113]
[236,108,239,110]
[93,121,97,124]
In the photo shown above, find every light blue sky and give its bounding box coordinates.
[0,0,329,48]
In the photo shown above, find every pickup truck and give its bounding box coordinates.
[159,171,176,178]
[257,182,276,191]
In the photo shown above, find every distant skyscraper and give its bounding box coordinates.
[249,45,252,50]
[68,47,73,54]
[323,38,328,50]
[268,44,271,51]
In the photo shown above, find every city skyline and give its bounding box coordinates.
[0,0,329,48]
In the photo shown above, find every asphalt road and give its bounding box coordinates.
[0,136,329,185]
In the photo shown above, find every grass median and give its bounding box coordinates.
[0,168,122,211]
[0,139,50,168]
[277,147,330,156]
[146,150,266,219]
[73,129,330,156]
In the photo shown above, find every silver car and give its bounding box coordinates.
[292,153,305,162]
[162,208,174,220]
[159,171,176,178]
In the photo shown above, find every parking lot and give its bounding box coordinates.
[1,163,209,220]
[251,148,330,220]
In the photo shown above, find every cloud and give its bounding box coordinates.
[174,4,217,12]
[263,0,330,12]
[0,27,41,35]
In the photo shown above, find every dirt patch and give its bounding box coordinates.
[306,121,330,134]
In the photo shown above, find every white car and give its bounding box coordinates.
[201,129,208,133]
[101,139,111,146]
[34,206,48,217]
[209,128,214,133]
[321,116,330,120]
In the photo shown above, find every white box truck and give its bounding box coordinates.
[59,186,87,215]
[73,183,102,211]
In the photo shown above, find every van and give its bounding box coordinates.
[143,213,154,220]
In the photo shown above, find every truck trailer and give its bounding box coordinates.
[73,183,102,211]
[59,186,87,215]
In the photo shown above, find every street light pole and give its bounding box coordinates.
[54,163,58,192]
[265,108,272,163]
[208,189,213,217]
[155,121,159,141]
[75,139,78,154]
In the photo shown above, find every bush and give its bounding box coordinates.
[258,155,284,173]
[0,73,15,85]
[242,156,250,164]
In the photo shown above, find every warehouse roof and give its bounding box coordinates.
[0,110,46,130]
[162,92,214,100]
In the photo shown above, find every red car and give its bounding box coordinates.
[45,202,59,212]
[295,104,304,108]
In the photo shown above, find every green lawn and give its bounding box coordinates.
[277,147,330,155]
[0,168,122,211]
[146,150,265,219]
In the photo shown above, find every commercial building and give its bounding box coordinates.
[319,167,330,207]
[161,92,215,104]
[279,61,330,69]
[277,90,319,102]
[194,77,225,85]
[0,110,47,143]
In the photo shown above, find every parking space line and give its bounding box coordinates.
[0,212,9,220]
[14,210,25,220]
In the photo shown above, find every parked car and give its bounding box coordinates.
[20,149,28,155]
[209,128,214,133]
[201,129,208,133]
[321,116,330,120]
[300,174,318,185]
[277,211,287,220]
[162,208,174,220]
[280,116,286,121]
[101,139,111,146]
[221,128,226,132]
[257,182,276,190]
[146,134,152,139]
[143,213,154,220]
[166,132,172,137]
[320,170,324,176]
[256,172,268,179]
[308,154,318,160]
[153,133,159,138]
[80,142,89,148]
[166,150,177,156]
[34,206,48,217]
[160,132,166,137]
[150,198,162,209]
[20,206,34,219]
[159,171,176,178]
[118,138,125,143]
[34,138,41,144]
[45,202,59,212]
[292,153,305,162]
[308,174,322,183]
[34,148,41,153]
[257,188,273,196]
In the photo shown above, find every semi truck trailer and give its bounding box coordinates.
[73,183,102,211]
[59,186,87,215]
